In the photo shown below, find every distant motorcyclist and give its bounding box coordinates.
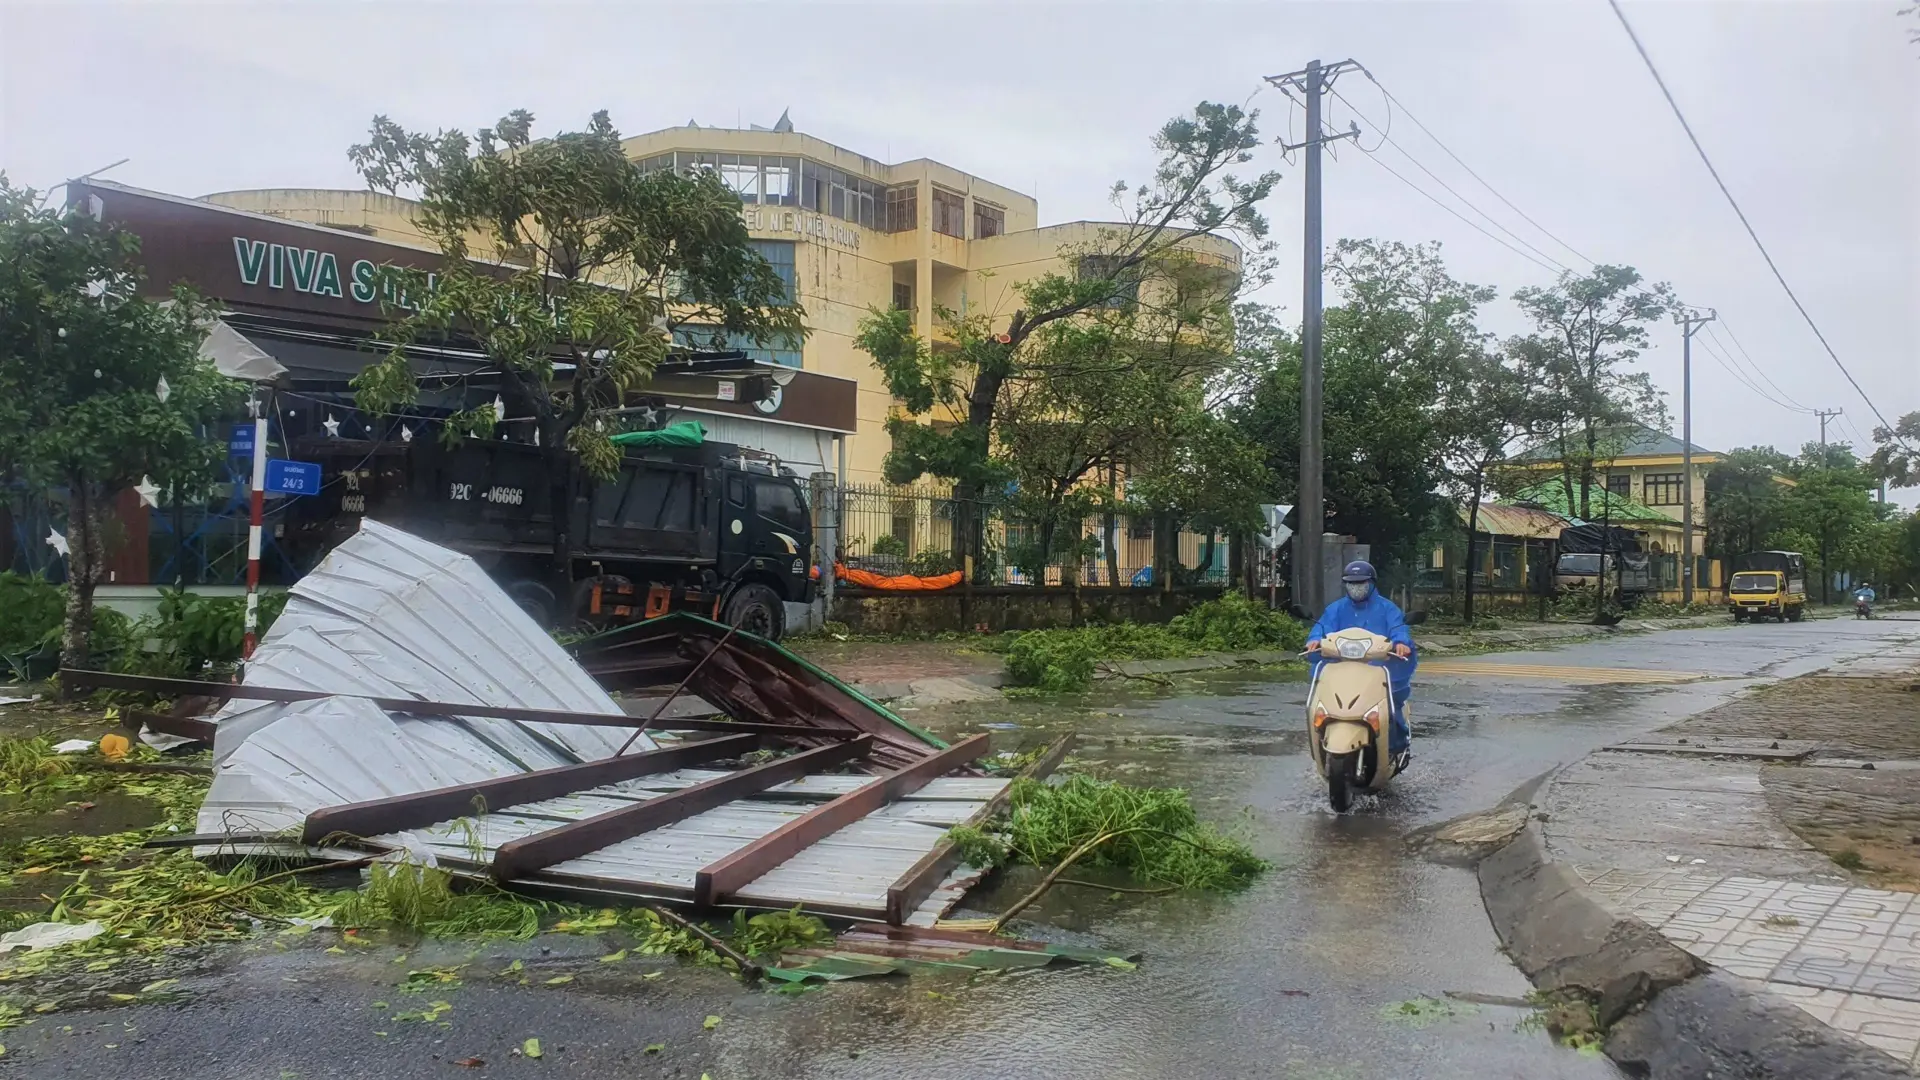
[1306,561,1416,768]
[1855,582,1876,618]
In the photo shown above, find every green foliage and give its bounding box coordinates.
[332,862,544,939]
[727,906,832,958]
[347,109,803,482]
[1868,411,1919,489]
[1167,592,1307,652]
[964,774,1266,891]
[0,573,64,657]
[0,177,244,668]
[1004,595,1306,690]
[0,735,73,790]
[116,587,288,679]
[870,533,908,558]
[1233,242,1503,569]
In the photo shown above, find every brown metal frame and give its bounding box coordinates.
[883,733,1076,925]
[300,733,760,845]
[489,736,872,882]
[58,669,862,740]
[124,709,218,744]
[693,733,992,907]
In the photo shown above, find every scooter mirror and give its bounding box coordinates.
[1407,610,1429,626]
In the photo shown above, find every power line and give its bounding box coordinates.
[1704,319,1810,413]
[1356,70,1597,269]
[1692,330,1810,415]
[1606,0,1913,454]
[1327,84,1574,275]
[1351,149,1566,276]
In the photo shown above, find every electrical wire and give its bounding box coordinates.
[1607,0,1913,454]
[1328,84,1575,275]
[1356,68,1596,269]
[1350,150,1565,276]
[1707,318,1811,413]
[1692,331,1811,416]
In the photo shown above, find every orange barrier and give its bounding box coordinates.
[807,563,963,591]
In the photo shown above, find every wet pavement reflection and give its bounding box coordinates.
[714,621,1915,1080]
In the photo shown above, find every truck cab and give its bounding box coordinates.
[283,433,815,639]
[1729,550,1806,624]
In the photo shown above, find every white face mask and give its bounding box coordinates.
[1345,582,1372,603]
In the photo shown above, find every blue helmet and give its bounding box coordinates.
[1341,560,1376,583]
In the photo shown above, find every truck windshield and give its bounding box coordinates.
[1730,572,1778,594]
[754,481,808,533]
[1558,554,1602,575]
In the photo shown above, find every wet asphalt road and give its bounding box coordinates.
[9,615,1919,1080]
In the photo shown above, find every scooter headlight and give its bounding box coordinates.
[1336,638,1370,660]
[1312,704,1328,728]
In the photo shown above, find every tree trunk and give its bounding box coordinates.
[1463,479,1485,623]
[546,438,576,618]
[1103,466,1119,589]
[59,479,101,677]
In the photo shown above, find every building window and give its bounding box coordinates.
[674,325,802,369]
[893,281,912,311]
[931,187,966,238]
[885,186,917,232]
[719,155,759,202]
[1077,255,1141,308]
[748,240,796,303]
[797,161,878,228]
[1644,473,1684,505]
[1606,473,1632,499]
[973,201,1004,239]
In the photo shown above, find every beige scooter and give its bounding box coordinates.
[1307,627,1409,812]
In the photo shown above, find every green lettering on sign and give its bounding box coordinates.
[314,253,343,298]
[350,259,377,303]
[233,238,268,285]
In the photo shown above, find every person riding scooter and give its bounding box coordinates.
[1306,561,1416,770]
[1855,582,1876,619]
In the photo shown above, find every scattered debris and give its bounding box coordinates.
[0,921,105,953]
[50,740,95,755]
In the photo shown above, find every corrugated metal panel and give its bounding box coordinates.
[195,521,1009,920]
[1460,502,1569,539]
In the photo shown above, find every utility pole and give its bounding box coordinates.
[1814,408,1843,447]
[1267,58,1361,615]
[1677,308,1715,606]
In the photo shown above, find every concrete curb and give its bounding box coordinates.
[1478,766,1913,1080]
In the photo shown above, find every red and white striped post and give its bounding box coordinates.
[243,398,268,660]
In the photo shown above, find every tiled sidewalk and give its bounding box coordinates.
[1580,865,1920,1067]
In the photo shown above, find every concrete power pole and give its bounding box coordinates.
[1677,308,1715,606]
[1267,58,1361,614]
[1814,408,1843,447]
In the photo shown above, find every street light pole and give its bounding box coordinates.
[1267,57,1360,615]
[1677,308,1715,606]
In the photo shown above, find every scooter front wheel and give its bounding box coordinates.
[1327,751,1357,812]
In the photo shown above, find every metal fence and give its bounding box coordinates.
[823,482,1230,587]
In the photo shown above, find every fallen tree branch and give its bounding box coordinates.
[1051,878,1180,896]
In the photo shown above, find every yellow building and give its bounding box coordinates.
[205,117,1242,486]
[1513,425,1719,557]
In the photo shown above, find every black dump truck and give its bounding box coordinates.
[1553,523,1653,606]
[280,432,815,639]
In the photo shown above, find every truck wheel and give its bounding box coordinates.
[723,583,784,640]
[505,580,557,628]
[1785,606,1803,623]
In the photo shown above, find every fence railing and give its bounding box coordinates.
[821,482,1230,588]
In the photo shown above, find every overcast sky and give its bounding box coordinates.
[3,0,1915,501]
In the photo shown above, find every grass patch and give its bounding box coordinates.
[1833,848,1868,871]
[1381,996,1476,1029]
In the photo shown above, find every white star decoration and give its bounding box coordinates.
[493,395,506,423]
[400,426,413,443]
[323,414,341,438]
[45,529,69,558]
[134,476,161,508]
[155,375,170,404]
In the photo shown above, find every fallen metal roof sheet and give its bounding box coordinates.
[188,521,1023,922]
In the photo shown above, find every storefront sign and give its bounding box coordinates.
[231,237,437,310]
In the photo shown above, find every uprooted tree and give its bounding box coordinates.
[853,102,1280,579]
[0,176,240,671]
[346,110,805,613]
